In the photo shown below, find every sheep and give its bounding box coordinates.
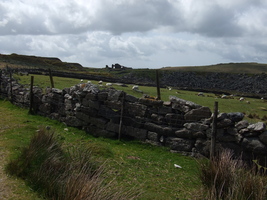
[239,97,245,101]
[106,83,112,86]
[132,85,139,90]
[221,94,227,99]
[166,86,172,91]
[246,101,250,104]
[80,79,83,82]
[198,92,204,97]
[87,81,91,83]
[98,80,103,84]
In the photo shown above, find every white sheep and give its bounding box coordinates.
[198,92,204,96]
[221,94,227,99]
[106,83,112,86]
[239,97,245,101]
[132,85,139,90]
[80,79,83,82]
[98,80,103,84]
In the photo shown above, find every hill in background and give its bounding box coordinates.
[0,53,84,71]
[161,62,267,74]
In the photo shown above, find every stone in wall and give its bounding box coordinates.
[165,137,195,152]
[122,126,147,140]
[184,106,212,122]
[242,137,267,154]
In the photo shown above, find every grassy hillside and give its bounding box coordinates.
[161,62,267,74]
[0,53,84,71]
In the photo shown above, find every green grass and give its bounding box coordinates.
[0,100,200,199]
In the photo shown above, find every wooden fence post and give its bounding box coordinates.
[29,76,35,114]
[9,72,13,102]
[0,70,2,96]
[49,68,54,88]
[118,92,125,140]
[210,101,218,159]
[156,70,161,100]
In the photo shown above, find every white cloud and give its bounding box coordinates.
[0,0,267,68]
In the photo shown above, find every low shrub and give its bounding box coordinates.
[198,149,267,200]
[6,126,140,200]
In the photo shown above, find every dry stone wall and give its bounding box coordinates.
[1,71,267,164]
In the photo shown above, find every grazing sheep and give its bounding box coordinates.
[239,97,245,101]
[198,92,204,97]
[80,79,83,82]
[166,86,172,91]
[132,85,139,90]
[221,94,227,99]
[246,101,250,104]
[98,80,103,84]
[87,81,91,83]
[106,83,112,86]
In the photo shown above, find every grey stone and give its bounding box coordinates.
[108,89,123,101]
[184,106,212,122]
[248,122,266,132]
[39,103,51,114]
[217,113,228,121]
[217,118,233,128]
[184,122,209,132]
[125,94,138,103]
[165,137,195,152]
[123,126,147,140]
[228,112,244,122]
[259,131,267,145]
[147,131,159,142]
[65,116,85,127]
[242,137,267,154]
[235,120,249,131]
[169,96,201,109]
[139,98,163,107]
[175,129,193,139]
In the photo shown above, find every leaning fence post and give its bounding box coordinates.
[49,68,54,88]
[9,72,13,102]
[210,101,218,159]
[118,92,125,140]
[29,76,35,114]
[0,70,2,96]
[156,70,161,100]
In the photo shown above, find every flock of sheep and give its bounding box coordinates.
[80,79,265,104]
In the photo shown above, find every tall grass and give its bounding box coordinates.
[6,126,140,200]
[198,149,267,200]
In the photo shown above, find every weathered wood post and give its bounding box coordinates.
[210,101,218,159]
[118,92,125,140]
[49,68,54,88]
[0,70,2,96]
[9,71,13,102]
[29,76,35,114]
[156,70,161,100]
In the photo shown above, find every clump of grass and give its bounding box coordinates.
[6,126,140,200]
[198,149,267,200]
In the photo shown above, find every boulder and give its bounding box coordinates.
[242,137,267,154]
[184,106,212,122]
[228,112,244,122]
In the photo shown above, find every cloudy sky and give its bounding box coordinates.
[1,0,267,69]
